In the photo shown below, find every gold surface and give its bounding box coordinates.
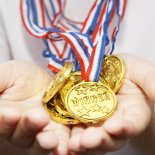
[42,55,126,124]
[101,55,126,93]
[65,82,117,123]
[60,72,83,103]
[54,93,71,117]
[44,100,80,125]
[42,63,73,103]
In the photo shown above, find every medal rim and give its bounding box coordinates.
[42,63,73,103]
[54,93,71,117]
[101,55,126,93]
[43,101,80,125]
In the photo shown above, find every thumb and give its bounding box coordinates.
[0,61,15,92]
[0,60,51,101]
[121,53,155,102]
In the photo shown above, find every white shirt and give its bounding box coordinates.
[0,0,155,155]
[1,0,155,64]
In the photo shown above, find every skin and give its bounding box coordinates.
[0,60,71,155]
[0,53,155,155]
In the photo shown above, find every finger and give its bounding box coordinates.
[0,107,21,142]
[0,61,14,92]
[49,122,71,155]
[121,53,155,102]
[68,125,85,152]
[80,127,114,151]
[9,107,50,147]
[28,130,58,155]
[0,60,51,100]
[69,124,127,153]
[103,95,152,138]
[70,126,125,153]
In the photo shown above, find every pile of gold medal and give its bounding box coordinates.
[42,55,126,124]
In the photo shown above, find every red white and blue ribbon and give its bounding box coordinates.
[20,0,127,81]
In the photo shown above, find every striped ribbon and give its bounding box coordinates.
[20,0,127,81]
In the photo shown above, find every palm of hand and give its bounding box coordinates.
[0,60,71,155]
[68,54,153,155]
[0,60,50,110]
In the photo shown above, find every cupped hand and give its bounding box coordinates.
[0,60,71,155]
[68,53,155,155]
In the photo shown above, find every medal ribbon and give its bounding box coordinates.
[21,0,127,81]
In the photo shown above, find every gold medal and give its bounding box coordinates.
[64,82,117,123]
[54,93,71,117]
[44,100,80,125]
[60,72,83,103]
[42,55,125,125]
[42,63,73,103]
[100,55,125,93]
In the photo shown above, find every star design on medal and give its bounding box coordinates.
[91,104,103,113]
[101,106,110,114]
[75,86,88,95]
[89,83,99,91]
[77,106,91,117]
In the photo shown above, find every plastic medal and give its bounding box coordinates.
[54,93,71,117]
[100,55,126,93]
[65,82,117,123]
[42,63,73,103]
[44,101,80,125]
[60,72,83,103]
[60,72,104,103]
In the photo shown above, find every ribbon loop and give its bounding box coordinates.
[21,0,127,81]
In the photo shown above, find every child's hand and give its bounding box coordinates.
[68,54,154,155]
[0,60,71,155]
